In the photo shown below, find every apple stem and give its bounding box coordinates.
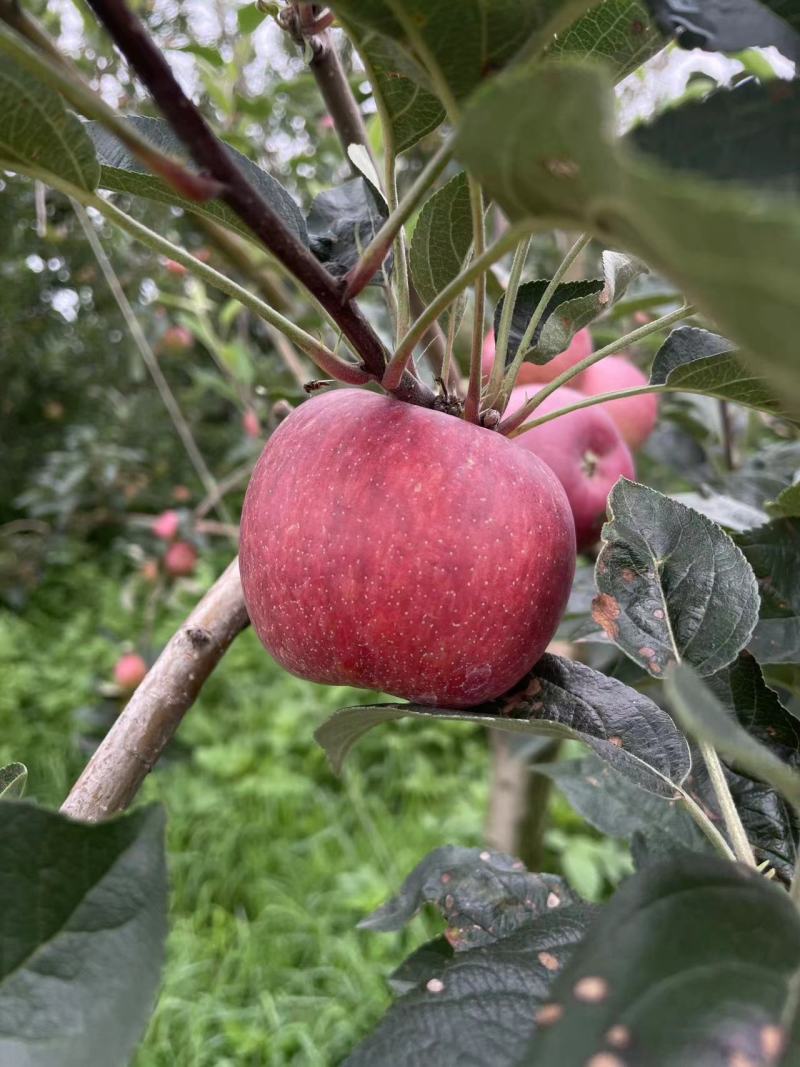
[61,559,249,822]
[464,178,488,423]
[484,234,532,411]
[497,302,695,435]
[509,384,666,435]
[492,233,591,415]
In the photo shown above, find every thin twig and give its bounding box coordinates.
[61,558,249,821]
[699,740,756,867]
[84,0,434,407]
[484,234,531,409]
[464,178,486,424]
[72,200,235,531]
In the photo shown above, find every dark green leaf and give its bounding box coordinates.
[723,442,800,511]
[360,845,579,949]
[316,652,691,797]
[343,23,445,153]
[0,56,99,191]
[0,803,167,1067]
[537,755,711,855]
[650,326,789,418]
[454,59,800,409]
[670,491,768,533]
[387,937,452,995]
[738,518,800,665]
[632,78,800,195]
[495,252,644,364]
[307,176,388,279]
[0,763,26,800]
[86,117,308,247]
[550,1,664,79]
[593,479,760,676]
[643,0,800,59]
[666,662,800,808]
[527,853,800,1066]
[409,173,472,306]
[751,618,800,664]
[329,0,597,103]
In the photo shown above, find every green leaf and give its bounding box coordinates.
[670,491,767,533]
[593,479,760,677]
[738,518,800,665]
[409,172,472,306]
[343,23,445,153]
[644,0,800,59]
[329,0,597,105]
[237,2,268,33]
[454,60,800,410]
[387,937,452,995]
[0,803,167,1067]
[306,176,388,279]
[550,0,664,79]
[527,853,800,1066]
[537,755,711,856]
[495,251,645,364]
[0,55,99,191]
[767,481,800,519]
[86,117,308,247]
[359,845,580,947]
[723,442,800,512]
[0,763,27,800]
[316,652,691,798]
[650,326,790,418]
[666,662,800,808]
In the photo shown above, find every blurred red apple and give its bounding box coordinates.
[483,327,593,386]
[572,355,659,449]
[140,558,159,583]
[507,385,634,551]
[240,389,576,707]
[152,509,180,541]
[114,652,148,692]
[160,325,193,354]
[165,540,198,577]
[242,408,262,438]
[172,485,192,503]
[163,258,187,276]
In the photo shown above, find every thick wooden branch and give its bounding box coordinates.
[85,0,434,408]
[61,558,249,822]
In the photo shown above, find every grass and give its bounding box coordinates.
[0,549,628,1065]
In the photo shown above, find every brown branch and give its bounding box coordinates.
[308,28,372,164]
[85,0,434,407]
[62,558,249,821]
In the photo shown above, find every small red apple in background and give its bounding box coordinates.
[152,509,180,541]
[160,325,193,355]
[163,258,187,276]
[242,408,262,438]
[240,389,576,708]
[165,540,198,577]
[483,327,593,386]
[140,558,159,583]
[572,356,659,450]
[507,385,634,551]
[114,652,148,692]
[172,485,192,503]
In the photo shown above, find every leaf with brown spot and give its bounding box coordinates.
[595,479,760,677]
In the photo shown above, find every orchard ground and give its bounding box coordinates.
[0,545,627,1067]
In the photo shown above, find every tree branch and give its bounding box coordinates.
[61,558,249,821]
[308,28,372,164]
[84,0,434,407]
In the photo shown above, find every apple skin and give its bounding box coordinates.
[164,540,198,577]
[239,389,576,708]
[573,356,658,449]
[507,385,634,551]
[152,509,180,541]
[242,408,262,438]
[114,653,148,691]
[160,325,193,354]
[483,327,593,386]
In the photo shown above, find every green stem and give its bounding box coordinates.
[498,302,694,434]
[484,234,531,410]
[496,233,590,413]
[464,178,486,424]
[441,307,458,393]
[384,221,538,391]
[698,740,756,867]
[678,787,737,863]
[0,21,219,201]
[343,138,453,300]
[510,383,664,435]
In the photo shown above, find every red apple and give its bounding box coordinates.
[140,558,159,583]
[165,540,198,577]
[240,389,576,707]
[483,327,593,386]
[152,509,180,541]
[172,485,192,503]
[572,355,659,450]
[114,652,148,691]
[507,385,634,551]
[242,408,262,438]
[163,258,187,276]
[160,325,193,355]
